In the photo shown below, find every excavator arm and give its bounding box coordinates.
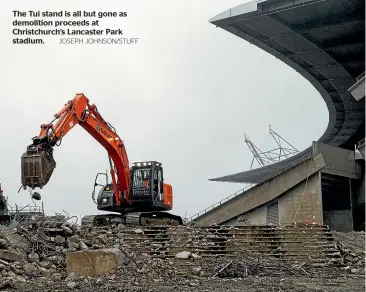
[21,93,130,205]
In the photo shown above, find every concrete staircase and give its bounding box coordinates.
[119,225,342,265]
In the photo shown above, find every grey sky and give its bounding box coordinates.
[0,0,328,219]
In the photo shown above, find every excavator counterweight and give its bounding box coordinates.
[20,93,182,227]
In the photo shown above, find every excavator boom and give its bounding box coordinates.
[21,94,130,206]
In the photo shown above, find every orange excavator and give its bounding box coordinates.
[20,93,183,226]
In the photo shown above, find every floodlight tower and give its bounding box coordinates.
[244,125,299,170]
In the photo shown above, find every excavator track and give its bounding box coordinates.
[125,213,141,226]
[92,212,183,227]
[139,212,183,226]
[92,213,125,226]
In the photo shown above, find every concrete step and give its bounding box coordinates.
[106,225,343,265]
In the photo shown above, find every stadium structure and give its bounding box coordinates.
[189,0,365,232]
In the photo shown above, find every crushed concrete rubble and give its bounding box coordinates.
[333,231,365,275]
[0,215,363,291]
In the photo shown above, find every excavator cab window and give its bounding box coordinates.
[132,168,152,197]
[153,168,163,202]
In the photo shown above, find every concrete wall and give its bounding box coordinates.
[224,170,358,230]
[278,173,322,225]
[226,174,322,226]
[226,206,267,226]
[313,142,361,179]
[195,153,326,226]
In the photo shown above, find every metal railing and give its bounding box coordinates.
[8,203,44,216]
[186,184,255,222]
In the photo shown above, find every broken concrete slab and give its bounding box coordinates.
[66,248,122,277]
[175,251,191,259]
[0,238,8,249]
[175,251,200,260]
[0,226,30,251]
[36,227,50,241]
[0,250,26,262]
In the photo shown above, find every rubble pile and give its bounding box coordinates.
[0,214,86,289]
[198,250,345,280]
[210,257,310,278]
[333,231,365,274]
[0,215,363,291]
[0,215,206,290]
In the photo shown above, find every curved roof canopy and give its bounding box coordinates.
[209,0,365,184]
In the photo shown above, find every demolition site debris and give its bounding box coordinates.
[0,214,363,291]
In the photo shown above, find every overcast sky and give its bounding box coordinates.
[0,0,328,221]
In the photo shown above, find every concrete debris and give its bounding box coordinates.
[80,215,95,226]
[333,231,365,275]
[66,281,78,289]
[0,250,26,262]
[28,252,39,262]
[175,251,192,259]
[0,226,30,250]
[134,228,143,234]
[0,215,363,291]
[66,248,122,277]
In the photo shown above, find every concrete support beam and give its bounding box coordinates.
[356,139,365,160]
[312,142,362,178]
[195,153,326,226]
[348,73,365,101]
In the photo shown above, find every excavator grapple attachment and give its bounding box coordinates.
[21,145,56,189]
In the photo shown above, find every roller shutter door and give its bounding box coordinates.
[267,201,279,225]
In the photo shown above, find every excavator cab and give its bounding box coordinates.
[129,161,179,225]
[93,161,180,226]
[130,161,165,207]
[95,161,172,213]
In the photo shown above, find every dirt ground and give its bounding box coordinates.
[4,274,365,292]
